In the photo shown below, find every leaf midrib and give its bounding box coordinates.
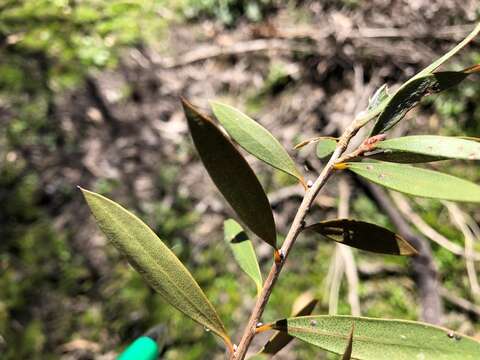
[283,325,464,353]
[94,195,225,336]
[215,106,299,178]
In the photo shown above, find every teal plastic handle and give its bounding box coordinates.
[117,336,159,360]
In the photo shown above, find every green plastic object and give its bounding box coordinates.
[117,336,159,360]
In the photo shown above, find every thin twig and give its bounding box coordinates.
[337,178,361,316]
[231,120,361,359]
[443,202,480,299]
[328,249,344,315]
[391,193,480,261]
[360,182,443,324]
[439,287,480,318]
[268,185,335,208]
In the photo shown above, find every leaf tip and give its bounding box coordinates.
[399,236,419,256]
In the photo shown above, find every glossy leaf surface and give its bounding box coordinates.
[261,292,318,356]
[272,315,480,360]
[210,101,304,184]
[80,188,231,345]
[346,161,480,203]
[316,138,337,159]
[306,219,417,256]
[182,99,277,247]
[224,219,262,294]
[371,70,475,135]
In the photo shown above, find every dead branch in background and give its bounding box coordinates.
[444,202,480,299]
[392,193,480,261]
[359,181,443,324]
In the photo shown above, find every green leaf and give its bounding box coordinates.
[367,84,390,111]
[210,101,304,185]
[371,69,477,135]
[260,292,318,356]
[346,161,480,203]
[367,135,480,163]
[305,219,417,256]
[341,323,355,360]
[182,98,277,248]
[413,22,480,79]
[271,315,480,360]
[80,188,231,347]
[316,138,338,159]
[224,219,263,294]
[355,85,392,128]
[364,151,445,164]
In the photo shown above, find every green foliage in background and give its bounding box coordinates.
[2,1,480,358]
[181,0,280,25]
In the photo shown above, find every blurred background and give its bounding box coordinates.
[1,1,480,359]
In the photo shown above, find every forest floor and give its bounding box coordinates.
[2,1,480,359]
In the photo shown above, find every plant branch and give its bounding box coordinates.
[231,125,359,359]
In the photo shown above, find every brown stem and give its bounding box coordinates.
[231,127,358,359]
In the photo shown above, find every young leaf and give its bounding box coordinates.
[305,219,417,256]
[355,85,392,128]
[341,323,355,360]
[366,135,480,163]
[260,292,318,356]
[271,315,480,360]
[371,69,478,135]
[80,188,231,348]
[346,161,480,203]
[367,84,390,111]
[316,138,338,159]
[182,98,277,248]
[210,101,304,185]
[294,136,337,150]
[413,22,480,79]
[224,219,263,294]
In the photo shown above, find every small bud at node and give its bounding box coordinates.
[307,180,313,188]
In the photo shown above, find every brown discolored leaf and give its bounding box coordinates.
[305,219,417,256]
[371,68,479,135]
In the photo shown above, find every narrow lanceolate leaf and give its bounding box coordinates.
[341,323,355,360]
[305,219,417,256]
[413,22,480,79]
[80,189,231,347]
[210,101,304,185]
[182,98,277,248]
[271,315,480,360]
[346,161,480,203]
[224,219,262,294]
[371,68,479,135]
[366,135,480,163]
[316,138,338,159]
[294,136,337,150]
[260,292,318,356]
